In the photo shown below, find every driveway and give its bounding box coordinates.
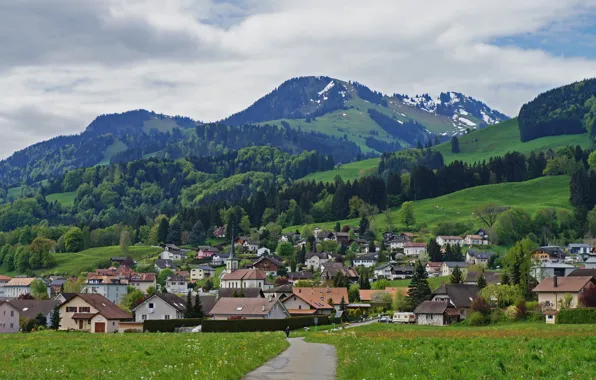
[243,337,337,380]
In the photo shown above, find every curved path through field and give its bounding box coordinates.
[243,337,337,380]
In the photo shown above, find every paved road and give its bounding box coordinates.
[243,337,337,380]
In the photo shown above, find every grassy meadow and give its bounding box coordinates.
[0,331,288,379]
[46,191,76,206]
[306,323,596,379]
[287,175,571,234]
[301,157,380,183]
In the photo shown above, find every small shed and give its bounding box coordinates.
[544,310,558,325]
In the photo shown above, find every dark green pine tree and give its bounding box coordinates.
[360,216,370,234]
[50,305,61,330]
[450,265,463,284]
[427,238,442,262]
[477,272,487,289]
[166,220,182,245]
[451,136,460,153]
[339,296,347,311]
[193,293,204,318]
[334,222,341,232]
[188,220,205,246]
[406,260,432,310]
[157,218,170,244]
[184,291,194,318]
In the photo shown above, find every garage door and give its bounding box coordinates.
[95,323,105,333]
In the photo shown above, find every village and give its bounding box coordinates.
[1,224,595,333]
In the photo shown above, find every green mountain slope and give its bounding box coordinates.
[288,175,571,233]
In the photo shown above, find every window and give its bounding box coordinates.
[547,315,553,320]
[113,322,116,326]
[142,315,147,320]
[66,306,77,313]
[10,311,14,317]
[164,315,170,320]
[148,303,154,309]
[10,323,13,329]
[426,314,433,319]
[79,307,90,313]
[298,305,302,310]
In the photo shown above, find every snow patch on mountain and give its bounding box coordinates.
[318,81,335,96]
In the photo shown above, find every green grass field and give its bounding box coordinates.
[97,139,128,166]
[306,323,596,379]
[0,330,288,379]
[436,118,592,164]
[46,192,76,206]
[0,246,162,277]
[301,158,380,183]
[287,175,571,234]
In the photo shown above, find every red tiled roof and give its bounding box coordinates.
[290,287,348,308]
[70,294,132,320]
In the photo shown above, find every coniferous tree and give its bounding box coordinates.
[334,222,341,232]
[166,220,182,245]
[157,218,170,244]
[188,220,205,246]
[451,136,460,153]
[406,260,432,310]
[477,272,487,289]
[339,296,347,311]
[193,293,204,318]
[50,304,61,330]
[184,291,194,318]
[360,216,370,234]
[450,265,463,284]
[427,238,442,262]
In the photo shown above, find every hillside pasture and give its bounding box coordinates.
[46,192,76,206]
[301,158,380,183]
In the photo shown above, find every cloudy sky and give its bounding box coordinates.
[2,0,596,158]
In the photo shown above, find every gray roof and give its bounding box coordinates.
[586,257,596,264]
[306,252,329,260]
[433,284,480,308]
[568,269,596,278]
[354,253,378,261]
[134,293,217,315]
[287,271,313,280]
[533,262,576,268]
[196,265,215,271]
[218,288,265,298]
[154,259,174,269]
[263,284,293,293]
[9,299,61,319]
[568,243,591,248]
[374,262,393,271]
[465,271,501,285]
[414,301,450,314]
[392,266,414,274]
[168,274,188,282]
[466,250,494,260]
[443,261,469,268]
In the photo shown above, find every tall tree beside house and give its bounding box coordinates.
[166,219,182,245]
[334,222,341,232]
[193,293,204,318]
[157,268,173,290]
[184,291,194,318]
[31,279,48,300]
[369,240,376,254]
[157,218,170,244]
[119,230,131,255]
[50,304,61,330]
[296,245,306,264]
[406,260,432,310]
[64,227,85,253]
[35,312,47,327]
[400,201,416,227]
[349,284,360,302]
[427,238,442,262]
[146,286,157,297]
[451,136,460,153]
[360,216,370,234]
[450,265,463,284]
[477,272,487,290]
[328,298,334,306]
[276,241,294,257]
[339,296,347,311]
[188,220,206,246]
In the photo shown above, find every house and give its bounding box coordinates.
[431,284,480,319]
[263,284,294,301]
[0,275,12,298]
[425,262,442,277]
[353,253,378,268]
[475,229,489,238]
[3,277,36,299]
[532,276,596,310]
[305,252,330,270]
[242,240,260,252]
[49,278,67,297]
[544,309,558,324]
[465,249,495,266]
[132,293,217,322]
[257,247,271,257]
[128,273,157,293]
[191,266,217,281]
[530,262,576,282]
[403,243,427,256]
[220,268,269,290]
[160,248,184,261]
[0,301,20,333]
[568,243,592,256]
[211,253,230,266]
[210,297,290,320]
[567,269,596,278]
[52,293,77,304]
[218,288,265,299]
[154,259,174,272]
[532,246,566,262]
[334,232,350,245]
[82,275,128,305]
[110,256,134,266]
[214,226,226,238]
[436,236,464,246]
[386,235,411,250]
[196,246,220,259]
[464,234,489,246]
[287,271,313,284]
[374,263,394,279]
[585,257,596,269]
[464,271,501,285]
[320,263,359,282]
[283,287,348,315]
[440,262,469,277]
[359,287,406,305]
[414,301,460,326]
[59,293,132,333]
[8,299,61,327]
[391,265,415,279]
[165,274,188,294]
[252,256,284,275]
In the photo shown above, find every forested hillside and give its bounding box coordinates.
[518,78,596,142]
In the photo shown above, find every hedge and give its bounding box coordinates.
[202,316,331,333]
[143,318,204,332]
[558,308,596,324]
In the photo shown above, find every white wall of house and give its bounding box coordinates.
[160,251,183,261]
[404,247,427,256]
[306,256,328,270]
[83,284,127,305]
[374,268,392,278]
[416,313,444,326]
[353,259,376,268]
[191,269,215,281]
[0,303,19,333]
[4,285,31,299]
[134,296,183,322]
[165,280,188,294]
[129,280,156,294]
[436,237,463,246]
[537,292,581,310]
[220,279,265,289]
[283,295,312,310]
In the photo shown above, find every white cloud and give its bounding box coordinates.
[1,0,596,158]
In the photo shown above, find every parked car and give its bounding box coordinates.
[393,312,416,324]
[378,316,392,323]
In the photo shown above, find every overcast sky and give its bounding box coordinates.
[2,0,596,158]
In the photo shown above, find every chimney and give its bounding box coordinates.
[553,275,558,288]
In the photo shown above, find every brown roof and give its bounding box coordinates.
[414,301,451,314]
[71,294,132,320]
[210,297,284,316]
[221,268,267,281]
[72,313,98,320]
[438,236,463,240]
[290,287,348,308]
[533,276,595,293]
[287,309,317,315]
[5,277,36,287]
[359,287,407,302]
[8,300,61,319]
[465,235,484,240]
[568,269,596,278]
[129,273,156,282]
[0,275,12,281]
[426,262,442,268]
[321,263,358,278]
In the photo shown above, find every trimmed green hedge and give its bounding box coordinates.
[143,318,204,332]
[202,316,330,333]
[558,308,596,324]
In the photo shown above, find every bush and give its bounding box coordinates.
[504,306,518,321]
[467,311,489,326]
[471,297,490,316]
[143,318,204,332]
[490,308,505,324]
[558,308,596,324]
[202,316,330,333]
[516,299,527,320]
[526,302,543,322]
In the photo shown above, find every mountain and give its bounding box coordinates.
[223,76,509,152]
